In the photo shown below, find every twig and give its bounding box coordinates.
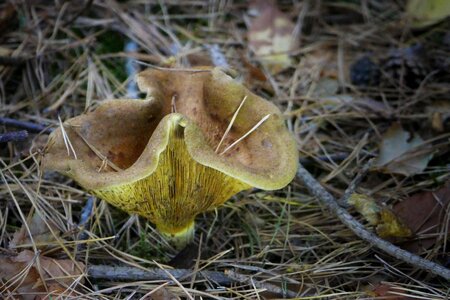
[78,196,94,227]
[225,270,298,298]
[0,55,30,65]
[62,0,94,27]
[337,158,374,207]
[0,117,53,134]
[0,130,28,143]
[299,152,349,166]
[87,265,235,286]
[76,197,94,255]
[296,163,450,280]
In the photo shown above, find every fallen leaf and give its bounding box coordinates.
[349,193,412,238]
[9,213,60,250]
[371,283,416,300]
[426,100,450,132]
[374,123,433,176]
[376,209,412,239]
[348,193,380,225]
[0,250,85,300]
[393,184,450,253]
[406,0,450,28]
[247,0,298,74]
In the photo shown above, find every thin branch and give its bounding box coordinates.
[299,152,350,166]
[87,265,235,286]
[225,270,298,298]
[0,55,30,65]
[296,163,450,280]
[0,130,28,143]
[337,158,374,207]
[63,0,94,27]
[0,117,52,134]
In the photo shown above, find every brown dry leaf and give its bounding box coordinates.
[374,123,433,176]
[371,283,416,300]
[393,184,450,253]
[9,213,60,250]
[0,250,85,300]
[247,0,298,74]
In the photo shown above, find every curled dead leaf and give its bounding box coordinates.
[374,123,433,176]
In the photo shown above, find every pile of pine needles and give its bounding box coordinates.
[1,1,449,299]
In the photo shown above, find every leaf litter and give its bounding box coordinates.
[375,123,434,176]
[1,0,450,299]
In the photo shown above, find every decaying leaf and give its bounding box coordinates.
[9,213,60,250]
[376,209,412,239]
[348,193,380,225]
[0,250,85,300]
[349,193,412,238]
[426,100,450,132]
[248,0,298,74]
[374,123,433,176]
[393,184,450,253]
[370,282,415,300]
[406,0,450,28]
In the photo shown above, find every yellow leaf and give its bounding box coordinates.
[348,193,380,225]
[376,209,412,238]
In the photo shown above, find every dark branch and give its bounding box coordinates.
[87,265,235,286]
[0,130,28,143]
[0,117,53,134]
[296,163,450,280]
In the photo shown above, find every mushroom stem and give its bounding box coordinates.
[160,221,195,249]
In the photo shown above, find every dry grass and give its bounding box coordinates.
[1,0,449,299]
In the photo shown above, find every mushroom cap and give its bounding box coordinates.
[43,67,298,234]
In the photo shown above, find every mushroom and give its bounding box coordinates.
[42,67,298,248]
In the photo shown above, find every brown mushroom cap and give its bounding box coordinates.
[136,67,298,189]
[42,67,298,235]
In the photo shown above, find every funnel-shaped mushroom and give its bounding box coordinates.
[43,68,298,247]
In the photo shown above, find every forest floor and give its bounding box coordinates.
[0,0,449,299]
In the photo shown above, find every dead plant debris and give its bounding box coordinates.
[1,0,449,299]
